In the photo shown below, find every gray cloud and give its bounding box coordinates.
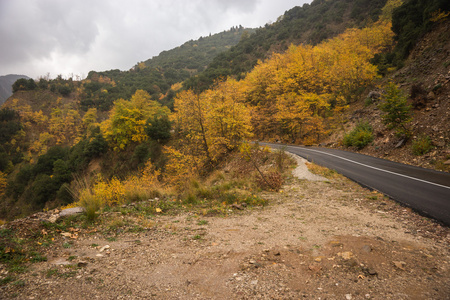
[0,0,309,79]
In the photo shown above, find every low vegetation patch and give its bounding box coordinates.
[343,121,374,150]
[411,135,433,156]
[305,162,342,180]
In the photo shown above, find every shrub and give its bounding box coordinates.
[28,174,59,206]
[412,135,433,156]
[78,189,101,221]
[343,122,374,149]
[256,171,284,191]
[56,183,73,204]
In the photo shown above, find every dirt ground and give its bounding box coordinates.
[1,157,449,299]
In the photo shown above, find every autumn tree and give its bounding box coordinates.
[240,18,395,143]
[101,90,170,151]
[172,79,252,171]
[203,79,252,158]
[172,89,213,164]
[49,107,82,145]
[0,171,6,198]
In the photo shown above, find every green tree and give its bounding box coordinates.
[379,82,412,137]
[12,78,37,92]
[145,114,172,142]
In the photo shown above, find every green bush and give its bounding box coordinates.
[343,122,374,149]
[412,135,433,156]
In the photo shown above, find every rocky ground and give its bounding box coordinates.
[1,157,449,299]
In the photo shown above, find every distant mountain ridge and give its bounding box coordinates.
[0,74,30,105]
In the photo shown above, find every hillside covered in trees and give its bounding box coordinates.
[80,27,250,112]
[183,0,391,91]
[0,0,449,221]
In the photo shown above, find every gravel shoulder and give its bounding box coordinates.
[1,160,449,299]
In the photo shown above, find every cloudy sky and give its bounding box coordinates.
[0,0,311,79]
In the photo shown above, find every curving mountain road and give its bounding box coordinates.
[261,142,450,226]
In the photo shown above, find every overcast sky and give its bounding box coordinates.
[0,0,311,79]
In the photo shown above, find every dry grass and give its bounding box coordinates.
[305,162,343,180]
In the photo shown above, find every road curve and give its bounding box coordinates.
[261,142,450,226]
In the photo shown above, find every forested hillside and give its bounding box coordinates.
[80,27,249,111]
[184,0,389,91]
[0,0,449,221]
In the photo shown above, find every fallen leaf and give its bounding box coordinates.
[155,208,162,213]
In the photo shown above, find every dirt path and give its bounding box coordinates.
[2,160,449,299]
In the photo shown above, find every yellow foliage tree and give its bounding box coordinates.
[102,90,170,151]
[0,171,7,198]
[240,19,394,143]
[173,80,253,167]
[49,107,82,145]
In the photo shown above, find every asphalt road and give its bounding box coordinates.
[261,142,450,226]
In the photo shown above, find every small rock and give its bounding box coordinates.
[251,280,258,285]
[249,260,256,264]
[366,267,378,276]
[99,245,110,252]
[49,258,71,266]
[308,265,322,272]
[231,204,243,210]
[47,215,59,223]
[77,261,88,267]
[395,139,405,148]
[59,207,85,218]
[338,252,353,260]
[393,261,406,270]
[345,294,352,300]
[362,245,372,253]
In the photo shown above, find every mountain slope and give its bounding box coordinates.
[184,0,389,91]
[325,17,450,172]
[82,27,248,111]
[143,26,252,72]
[0,74,30,105]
